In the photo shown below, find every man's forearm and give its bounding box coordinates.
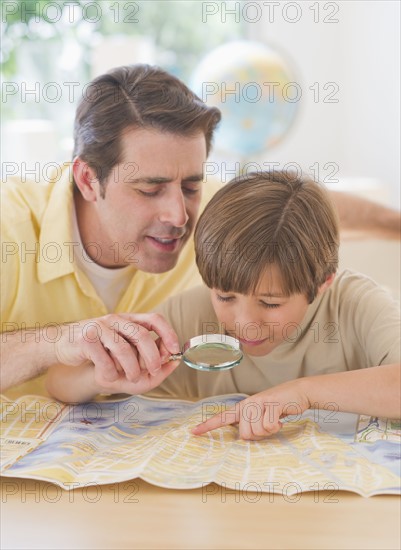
[0,328,59,391]
[301,363,401,419]
[330,191,401,239]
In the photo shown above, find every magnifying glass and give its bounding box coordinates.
[168,334,243,371]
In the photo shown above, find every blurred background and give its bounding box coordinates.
[1,0,400,208]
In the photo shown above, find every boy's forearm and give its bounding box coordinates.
[0,328,60,391]
[46,363,100,404]
[301,364,401,419]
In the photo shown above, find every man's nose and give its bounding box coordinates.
[158,187,189,227]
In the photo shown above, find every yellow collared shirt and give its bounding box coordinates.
[1,166,219,397]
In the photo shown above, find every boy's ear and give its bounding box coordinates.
[73,157,100,202]
[317,273,336,295]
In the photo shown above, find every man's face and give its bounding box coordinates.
[210,265,312,357]
[86,128,207,272]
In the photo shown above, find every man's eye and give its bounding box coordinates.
[260,302,280,309]
[138,190,160,197]
[183,188,199,195]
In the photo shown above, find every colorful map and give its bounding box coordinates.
[1,394,400,497]
[356,415,401,443]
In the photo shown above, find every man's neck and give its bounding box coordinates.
[73,189,107,266]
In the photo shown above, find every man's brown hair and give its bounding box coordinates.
[73,64,221,188]
[195,171,339,303]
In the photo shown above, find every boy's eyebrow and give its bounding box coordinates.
[259,292,286,298]
[126,174,204,185]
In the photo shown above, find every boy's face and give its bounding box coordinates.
[210,265,315,357]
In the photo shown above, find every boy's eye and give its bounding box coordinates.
[216,294,235,303]
[260,302,280,309]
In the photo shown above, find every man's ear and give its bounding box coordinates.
[317,273,336,295]
[73,157,100,202]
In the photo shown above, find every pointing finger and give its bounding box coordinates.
[192,405,240,436]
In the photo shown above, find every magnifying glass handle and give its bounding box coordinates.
[168,352,183,361]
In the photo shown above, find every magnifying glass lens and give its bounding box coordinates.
[179,334,243,371]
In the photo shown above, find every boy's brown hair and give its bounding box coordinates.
[73,64,221,191]
[195,171,339,303]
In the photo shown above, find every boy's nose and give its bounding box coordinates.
[234,311,264,337]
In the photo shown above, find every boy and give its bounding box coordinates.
[46,171,401,439]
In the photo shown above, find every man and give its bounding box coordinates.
[1,64,220,395]
[1,64,400,397]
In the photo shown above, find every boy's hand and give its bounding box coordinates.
[192,381,311,440]
[54,312,180,386]
[88,352,181,396]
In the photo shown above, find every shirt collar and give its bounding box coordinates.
[37,165,76,283]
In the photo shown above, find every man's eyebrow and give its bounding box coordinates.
[182,174,204,183]
[126,174,204,185]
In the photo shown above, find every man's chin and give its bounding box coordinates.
[132,236,190,273]
[136,254,181,274]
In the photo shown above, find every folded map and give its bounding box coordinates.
[1,393,400,497]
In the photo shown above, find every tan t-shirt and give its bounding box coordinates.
[150,270,401,399]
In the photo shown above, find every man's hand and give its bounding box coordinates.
[54,312,179,386]
[192,381,311,440]
[44,312,181,403]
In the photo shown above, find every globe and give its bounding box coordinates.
[190,41,298,157]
